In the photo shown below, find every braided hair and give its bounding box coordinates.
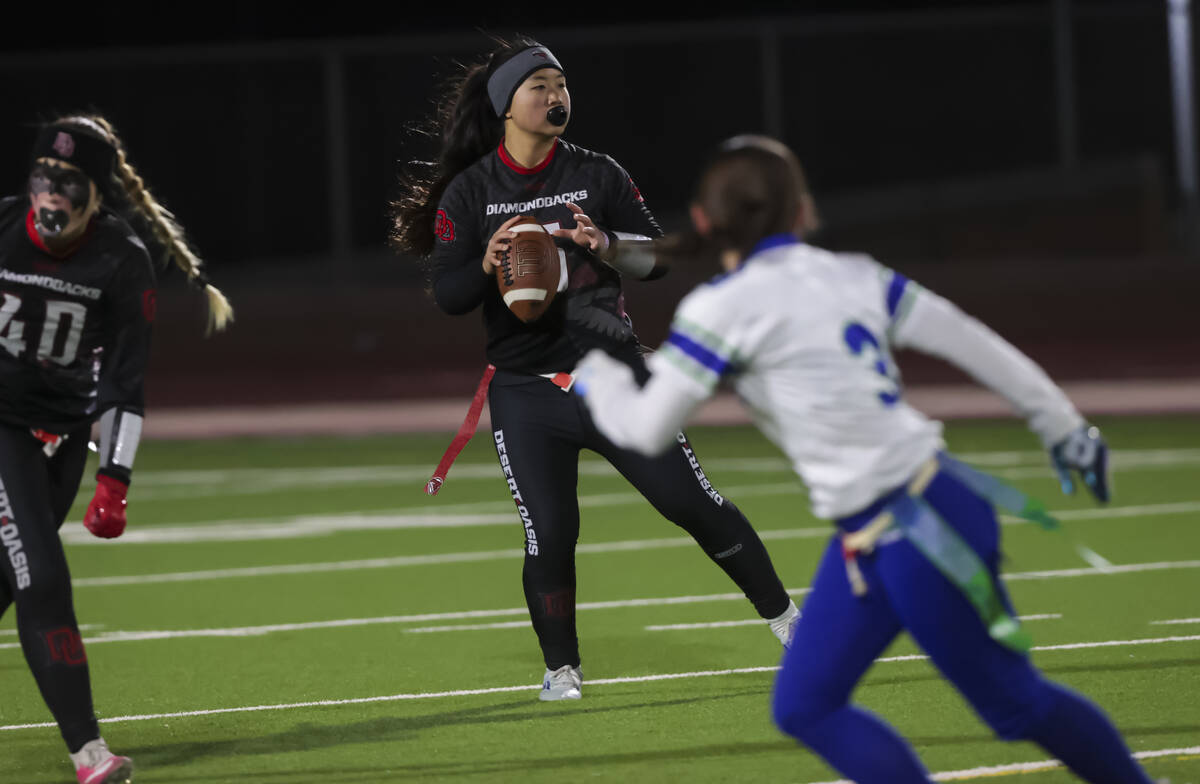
[51,115,233,334]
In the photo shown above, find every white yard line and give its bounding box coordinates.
[7,556,1186,648]
[67,510,1200,588]
[646,620,767,631]
[806,745,1200,783]
[1,637,1197,732]
[0,590,787,649]
[119,447,1200,501]
[61,482,808,545]
[1003,560,1200,581]
[647,615,1060,632]
[0,624,102,638]
[407,621,532,633]
[69,528,838,584]
[62,496,1200,546]
[1001,500,1200,524]
[1032,636,1200,652]
[128,460,800,500]
[1151,617,1200,625]
[127,448,1200,488]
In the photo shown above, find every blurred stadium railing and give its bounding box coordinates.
[1,2,1195,414]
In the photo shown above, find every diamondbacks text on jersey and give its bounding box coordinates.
[430,139,660,374]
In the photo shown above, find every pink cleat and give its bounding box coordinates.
[71,739,133,784]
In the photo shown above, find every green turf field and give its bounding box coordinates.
[1,415,1198,783]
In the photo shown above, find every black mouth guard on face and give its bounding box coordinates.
[546,106,568,126]
[37,207,71,235]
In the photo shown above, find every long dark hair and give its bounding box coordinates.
[390,35,543,259]
[657,135,820,267]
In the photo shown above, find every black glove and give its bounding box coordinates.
[1050,425,1110,503]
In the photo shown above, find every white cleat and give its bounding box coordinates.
[71,738,133,784]
[768,600,800,649]
[539,664,583,701]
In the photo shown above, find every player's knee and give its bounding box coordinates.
[656,504,703,529]
[653,487,739,529]
[772,687,839,741]
[668,506,749,546]
[973,678,1060,741]
[522,548,574,587]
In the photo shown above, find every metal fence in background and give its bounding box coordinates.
[0,2,1187,268]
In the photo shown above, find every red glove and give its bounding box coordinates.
[83,475,128,539]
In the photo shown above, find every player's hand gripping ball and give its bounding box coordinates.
[497,216,561,323]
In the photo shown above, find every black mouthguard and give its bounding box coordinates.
[547,106,569,126]
[37,207,71,235]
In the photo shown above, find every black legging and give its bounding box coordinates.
[487,369,790,670]
[0,422,97,751]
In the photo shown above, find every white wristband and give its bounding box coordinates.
[604,232,656,279]
[99,408,143,471]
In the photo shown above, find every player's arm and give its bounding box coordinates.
[574,292,731,455]
[573,349,709,455]
[886,270,1109,501]
[429,183,490,315]
[87,249,156,538]
[555,158,666,281]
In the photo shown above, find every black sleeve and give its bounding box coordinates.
[0,195,24,226]
[599,156,662,239]
[97,245,155,419]
[428,177,491,315]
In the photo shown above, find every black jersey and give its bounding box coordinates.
[0,195,154,434]
[430,139,661,374]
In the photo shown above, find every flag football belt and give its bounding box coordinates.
[539,371,576,392]
[425,364,496,496]
[424,366,576,496]
[840,453,1064,654]
[31,428,66,458]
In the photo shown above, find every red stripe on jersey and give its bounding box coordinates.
[25,208,50,252]
[498,138,558,175]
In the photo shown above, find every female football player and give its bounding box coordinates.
[573,135,1155,782]
[391,37,798,701]
[0,114,232,783]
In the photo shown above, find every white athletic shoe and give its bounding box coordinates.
[71,738,133,784]
[768,600,800,649]
[539,664,583,701]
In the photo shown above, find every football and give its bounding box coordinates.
[497,216,561,323]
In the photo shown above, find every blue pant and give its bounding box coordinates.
[772,464,1153,783]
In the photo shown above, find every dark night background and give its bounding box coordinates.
[1,0,1196,408]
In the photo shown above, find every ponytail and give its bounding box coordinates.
[665,135,820,266]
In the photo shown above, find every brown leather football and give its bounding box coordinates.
[497,216,561,323]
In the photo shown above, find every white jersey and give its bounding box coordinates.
[577,236,1083,520]
[656,238,942,518]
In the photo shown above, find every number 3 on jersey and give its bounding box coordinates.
[843,321,901,406]
[0,292,87,365]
